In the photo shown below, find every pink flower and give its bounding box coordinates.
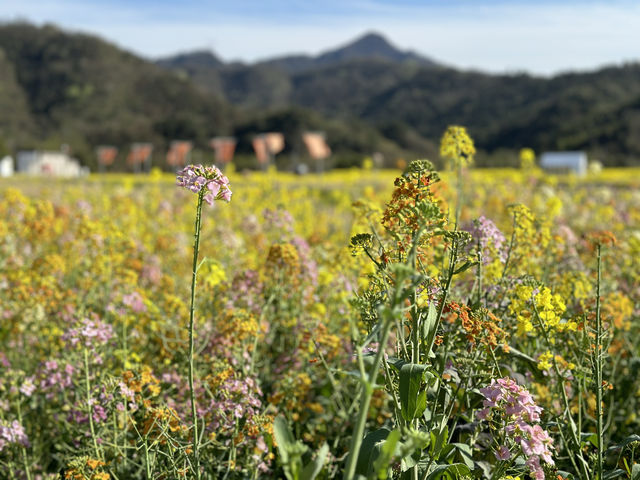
[477,408,492,420]
[123,292,146,313]
[477,377,554,477]
[495,445,511,460]
[176,164,232,205]
[20,377,36,397]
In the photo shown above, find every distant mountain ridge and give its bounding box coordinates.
[0,23,414,169]
[158,32,439,74]
[257,32,439,73]
[0,22,236,168]
[156,31,640,165]
[1,23,640,168]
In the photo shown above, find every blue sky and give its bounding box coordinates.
[1,0,639,75]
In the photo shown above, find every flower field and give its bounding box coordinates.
[1,148,639,479]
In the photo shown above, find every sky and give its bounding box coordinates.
[1,0,639,75]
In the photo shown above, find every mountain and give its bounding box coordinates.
[257,32,438,74]
[155,31,439,110]
[156,49,223,70]
[154,31,442,111]
[0,22,237,169]
[157,32,640,165]
[0,46,34,147]
[0,23,409,169]
[2,22,640,168]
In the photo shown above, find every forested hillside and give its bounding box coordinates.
[160,33,640,165]
[2,23,640,167]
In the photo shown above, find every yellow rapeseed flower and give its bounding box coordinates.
[440,125,476,166]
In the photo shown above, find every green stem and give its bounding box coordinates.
[343,319,394,480]
[595,244,604,480]
[476,241,483,306]
[144,437,153,479]
[16,401,32,480]
[427,245,457,357]
[188,193,204,480]
[533,306,590,479]
[122,317,128,470]
[454,161,463,229]
[84,348,101,460]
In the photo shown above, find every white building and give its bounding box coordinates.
[16,151,84,177]
[0,156,13,177]
[539,151,588,176]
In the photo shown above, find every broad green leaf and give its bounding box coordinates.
[355,428,391,477]
[273,416,308,480]
[430,425,449,460]
[453,260,477,275]
[400,363,428,421]
[372,429,401,479]
[452,443,474,470]
[602,469,626,480]
[300,443,329,480]
[425,463,471,480]
[583,433,598,448]
[607,434,640,452]
[422,301,438,350]
[387,356,408,372]
[273,416,296,461]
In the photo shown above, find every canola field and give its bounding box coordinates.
[1,152,639,479]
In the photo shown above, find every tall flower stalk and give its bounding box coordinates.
[439,125,475,228]
[588,231,615,480]
[177,165,232,479]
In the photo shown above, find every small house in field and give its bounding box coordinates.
[0,156,13,177]
[539,151,588,176]
[16,151,83,177]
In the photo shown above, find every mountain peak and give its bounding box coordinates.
[156,49,222,69]
[343,31,395,52]
[316,31,437,67]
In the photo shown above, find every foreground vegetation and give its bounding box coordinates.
[1,143,639,478]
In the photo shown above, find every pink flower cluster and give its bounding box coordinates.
[176,164,232,205]
[38,360,75,399]
[122,291,147,313]
[465,216,508,264]
[63,316,114,349]
[0,420,29,452]
[208,376,262,432]
[478,377,554,480]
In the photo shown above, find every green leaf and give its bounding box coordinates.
[584,433,598,448]
[387,356,408,372]
[300,443,329,480]
[273,416,296,461]
[415,390,427,420]
[425,463,471,480]
[273,416,308,480]
[372,429,401,479]
[602,469,626,480]
[422,301,438,350]
[430,426,449,460]
[631,464,640,480]
[452,443,474,470]
[607,434,640,452]
[453,260,477,275]
[399,363,428,421]
[355,428,391,477]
